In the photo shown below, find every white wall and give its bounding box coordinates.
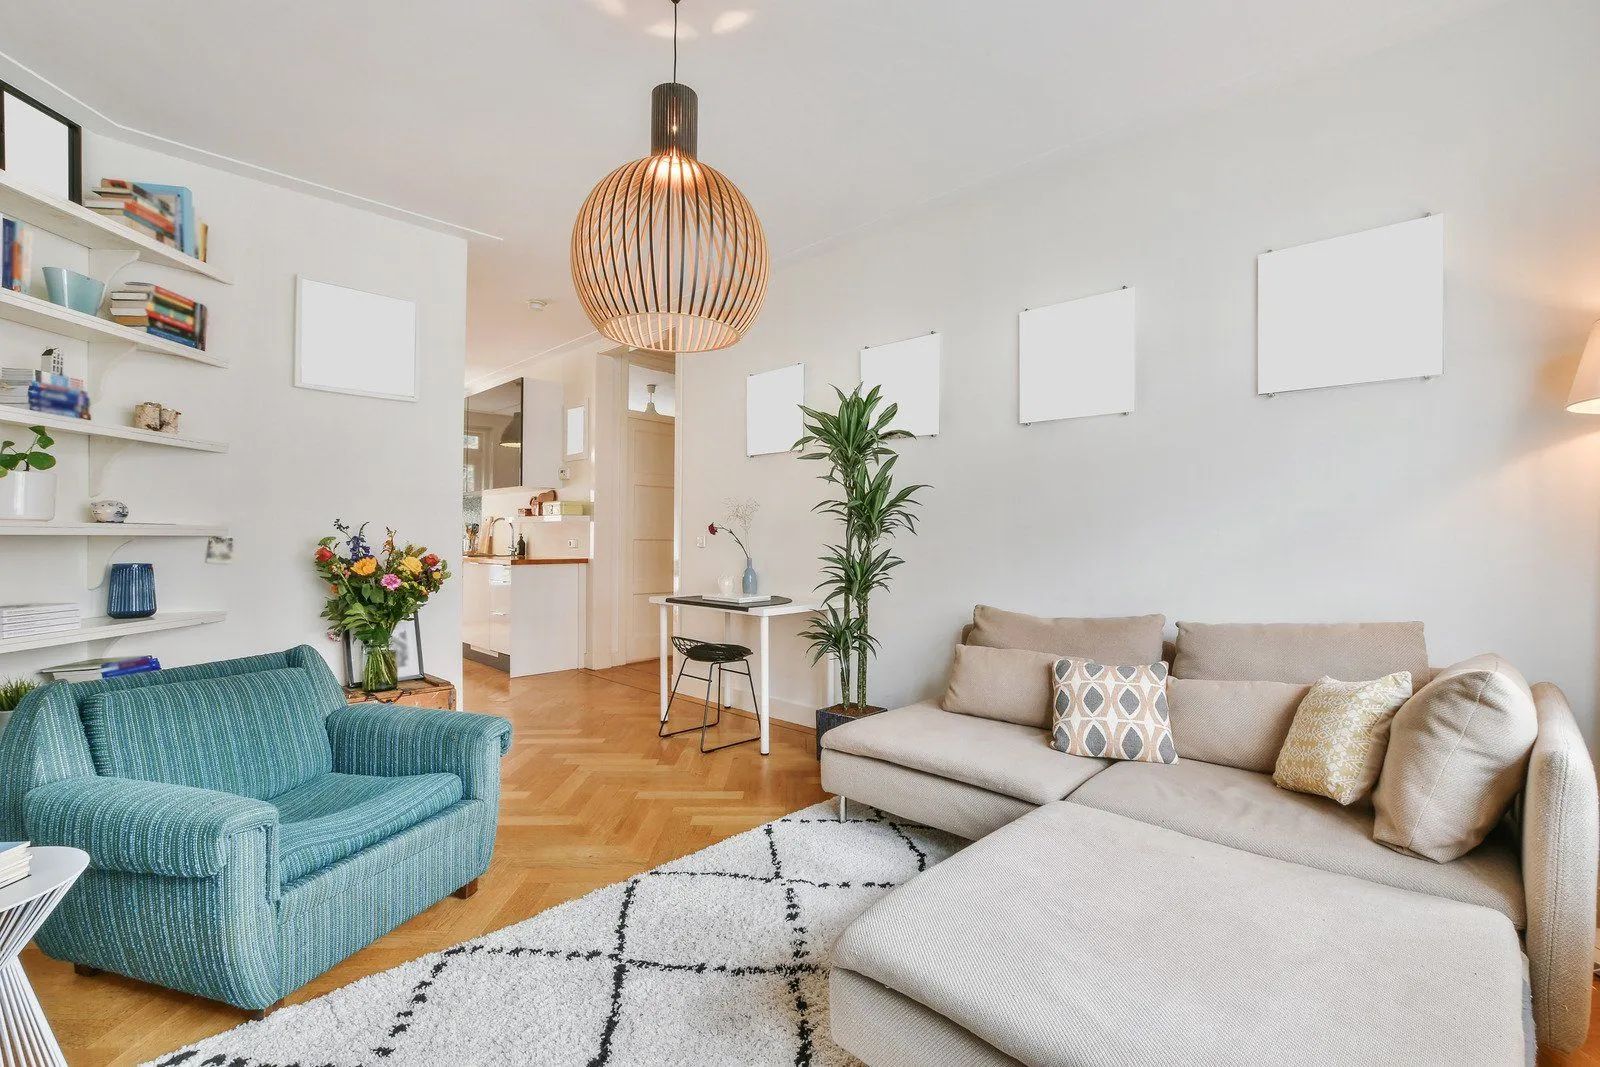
[2,133,468,691]
[679,0,1600,738]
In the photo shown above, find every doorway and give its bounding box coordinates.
[619,354,677,665]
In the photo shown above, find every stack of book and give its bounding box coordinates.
[86,180,178,247]
[0,842,30,891]
[0,604,80,639]
[0,369,89,418]
[109,282,207,350]
[1,217,32,292]
[42,655,161,683]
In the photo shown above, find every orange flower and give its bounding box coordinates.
[351,557,378,577]
[328,583,340,595]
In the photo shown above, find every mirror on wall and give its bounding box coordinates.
[465,379,524,491]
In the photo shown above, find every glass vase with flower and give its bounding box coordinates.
[313,520,451,692]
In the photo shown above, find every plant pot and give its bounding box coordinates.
[0,470,56,521]
[363,642,399,693]
[814,703,887,760]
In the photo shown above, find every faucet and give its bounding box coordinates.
[487,516,514,557]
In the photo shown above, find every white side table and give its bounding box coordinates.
[0,847,88,1067]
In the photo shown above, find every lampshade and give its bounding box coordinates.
[1565,320,1600,414]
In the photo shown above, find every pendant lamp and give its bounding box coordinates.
[571,0,769,354]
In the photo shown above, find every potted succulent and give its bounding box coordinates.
[795,385,928,751]
[0,425,57,521]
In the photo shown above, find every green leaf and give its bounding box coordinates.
[26,453,56,471]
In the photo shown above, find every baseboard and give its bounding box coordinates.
[462,643,509,672]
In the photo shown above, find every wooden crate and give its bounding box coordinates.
[343,674,457,711]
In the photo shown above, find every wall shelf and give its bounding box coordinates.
[0,611,227,655]
[0,522,226,537]
[0,407,227,453]
[0,289,224,367]
[0,171,229,284]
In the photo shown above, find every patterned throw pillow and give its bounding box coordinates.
[1051,658,1176,764]
[1272,672,1411,806]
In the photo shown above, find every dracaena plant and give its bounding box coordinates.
[795,384,928,710]
[0,426,56,477]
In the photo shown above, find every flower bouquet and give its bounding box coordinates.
[314,520,450,692]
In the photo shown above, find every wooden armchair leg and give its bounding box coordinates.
[74,963,102,977]
[453,877,480,899]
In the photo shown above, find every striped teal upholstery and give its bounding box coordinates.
[0,645,511,1011]
[274,771,463,884]
[81,667,336,799]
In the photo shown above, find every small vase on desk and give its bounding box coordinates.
[742,559,758,595]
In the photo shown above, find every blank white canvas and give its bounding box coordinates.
[1019,288,1136,424]
[2,92,71,199]
[295,276,418,401]
[746,363,804,456]
[860,333,940,437]
[1257,214,1443,395]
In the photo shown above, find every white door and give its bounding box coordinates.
[625,411,675,664]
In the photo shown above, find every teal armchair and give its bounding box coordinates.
[0,645,511,1012]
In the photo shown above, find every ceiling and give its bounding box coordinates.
[1,0,1503,381]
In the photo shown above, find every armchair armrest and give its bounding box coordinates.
[23,776,278,880]
[326,705,512,801]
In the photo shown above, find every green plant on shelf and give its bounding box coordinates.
[0,425,56,477]
[0,676,42,712]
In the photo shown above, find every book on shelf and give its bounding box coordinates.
[42,655,161,682]
[0,603,79,619]
[110,282,206,349]
[1,217,33,292]
[136,183,196,257]
[92,180,180,248]
[0,841,30,891]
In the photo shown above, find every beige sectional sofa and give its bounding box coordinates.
[822,613,1598,1065]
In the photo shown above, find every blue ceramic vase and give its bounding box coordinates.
[107,563,157,619]
[742,559,758,595]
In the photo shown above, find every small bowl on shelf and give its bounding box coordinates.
[42,267,106,315]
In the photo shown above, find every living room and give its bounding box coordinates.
[0,1,1597,1064]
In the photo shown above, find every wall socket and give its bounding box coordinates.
[695,535,706,548]
[566,538,578,549]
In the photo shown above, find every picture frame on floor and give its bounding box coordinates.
[0,80,83,204]
[342,616,426,687]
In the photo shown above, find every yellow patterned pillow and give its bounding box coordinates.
[1272,672,1411,805]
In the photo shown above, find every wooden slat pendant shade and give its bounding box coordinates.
[571,82,769,354]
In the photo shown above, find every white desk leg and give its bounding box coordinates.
[658,604,670,723]
[758,614,771,755]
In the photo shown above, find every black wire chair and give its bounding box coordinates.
[659,635,761,753]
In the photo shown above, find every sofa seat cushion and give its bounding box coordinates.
[821,703,1108,805]
[80,666,337,800]
[1068,759,1524,927]
[833,802,1527,1067]
[273,771,464,884]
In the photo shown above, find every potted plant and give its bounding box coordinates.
[795,385,928,744]
[0,425,57,521]
[313,520,451,692]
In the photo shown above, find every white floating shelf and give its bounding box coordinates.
[0,407,227,453]
[0,611,226,655]
[0,522,226,537]
[528,514,591,522]
[0,289,224,366]
[0,171,229,284]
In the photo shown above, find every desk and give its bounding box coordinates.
[649,595,819,755]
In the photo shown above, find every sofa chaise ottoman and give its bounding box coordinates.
[832,802,1529,1067]
[822,614,1597,1063]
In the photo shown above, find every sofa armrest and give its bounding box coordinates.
[23,776,278,880]
[326,705,512,801]
[1521,682,1598,1053]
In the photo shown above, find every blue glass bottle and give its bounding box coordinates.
[107,563,157,619]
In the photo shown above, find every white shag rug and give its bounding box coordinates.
[146,802,961,1067]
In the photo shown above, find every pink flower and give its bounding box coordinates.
[380,573,402,591]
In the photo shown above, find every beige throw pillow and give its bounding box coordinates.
[968,605,1165,663]
[1051,657,1176,764]
[1273,672,1411,805]
[1372,654,1537,862]
[1172,621,1429,693]
[941,645,1057,729]
[1166,678,1311,774]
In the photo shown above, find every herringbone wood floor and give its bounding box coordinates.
[21,660,828,1066]
[18,660,1600,1065]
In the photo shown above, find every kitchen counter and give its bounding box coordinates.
[462,557,588,677]
[463,555,590,566]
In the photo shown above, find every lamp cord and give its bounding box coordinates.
[672,0,680,83]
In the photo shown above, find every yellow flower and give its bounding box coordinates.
[351,557,377,576]
[399,556,423,576]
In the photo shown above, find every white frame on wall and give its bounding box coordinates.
[860,332,941,437]
[565,404,588,459]
[1018,287,1137,425]
[294,275,419,402]
[745,362,805,457]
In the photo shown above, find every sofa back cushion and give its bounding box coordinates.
[941,645,1056,728]
[1372,654,1537,862]
[80,667,337,799]
[1171,621,1429,693]
[967,605,1165,663]
[1166,678,1310,774]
